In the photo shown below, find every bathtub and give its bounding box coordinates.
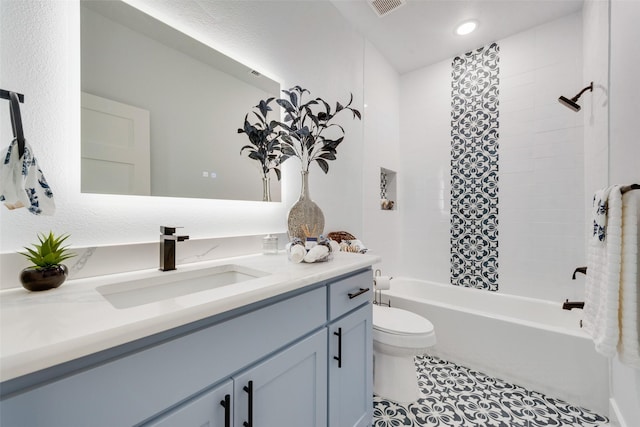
[380,277,609,415]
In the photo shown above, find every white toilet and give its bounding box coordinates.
[372,304,436,403]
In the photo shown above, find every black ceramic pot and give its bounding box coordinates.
[20,265,68,292]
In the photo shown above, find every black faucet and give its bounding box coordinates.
[160,226,189,271]
[572,266,587,279]
[562,299,585,310]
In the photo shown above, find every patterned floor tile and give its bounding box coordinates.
[373,355,609,427]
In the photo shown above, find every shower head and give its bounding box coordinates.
[558,95,582,111]
[558,82,593,112]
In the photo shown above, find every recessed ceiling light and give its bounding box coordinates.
[456,20,478,36]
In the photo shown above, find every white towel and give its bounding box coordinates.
[592,186,616,243]
[328,239,340,254]
[304,244,329,263]
[583,185,623,357]
[286,242,306,263]
[0,139,55,215]
[618,190,640,368]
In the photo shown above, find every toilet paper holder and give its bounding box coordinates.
[373,269,392,307]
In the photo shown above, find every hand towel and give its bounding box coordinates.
[328,239,340,254]
[583,185,623,357]
[304,245,329,263]
[592,186,615,243]
[0,139,55,215]
[618,189,640,368]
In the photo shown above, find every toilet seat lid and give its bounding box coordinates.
[373,305,434,335]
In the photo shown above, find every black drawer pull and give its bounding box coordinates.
[348,287,370,299]
[220,394,231,427]
[334,327,342,368]
[243,381,253,427]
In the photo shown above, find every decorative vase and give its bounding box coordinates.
[20,265,68,292]
[288,171,324,240]
[262,175,271,202]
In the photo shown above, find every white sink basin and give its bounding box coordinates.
[97,264,269,309]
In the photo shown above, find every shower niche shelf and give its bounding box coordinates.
[380,167,396,211]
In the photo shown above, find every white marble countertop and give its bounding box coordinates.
[0,251,379,383]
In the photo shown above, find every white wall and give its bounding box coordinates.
[0,1,364,254]
[399,60,452,283]
[398,13,586,302]
[499,12,585,301]
[362,41,401,274]
[582,0,610,205]
[608,1,640,425]
[582,0,613,420]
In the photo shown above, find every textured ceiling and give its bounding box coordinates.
[134,0,584,76]
[330,0,584,74]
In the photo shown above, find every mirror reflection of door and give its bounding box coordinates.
[81,92,151,196]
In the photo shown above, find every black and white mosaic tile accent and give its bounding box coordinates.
[450,43,500,291]
[381,170,388,200]
[373,355,609,427]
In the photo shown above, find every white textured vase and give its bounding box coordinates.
[287,171,324,240]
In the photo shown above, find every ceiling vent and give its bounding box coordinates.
[368,0,406,17]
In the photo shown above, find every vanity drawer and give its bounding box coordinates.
[328,269,372,320]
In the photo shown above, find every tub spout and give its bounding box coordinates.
[562,299,584,310]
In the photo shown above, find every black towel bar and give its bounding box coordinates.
[0,89,24,103]
[1,88,26,159]
[621,184,640,194]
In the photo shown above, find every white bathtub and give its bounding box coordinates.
[381,277,609,415]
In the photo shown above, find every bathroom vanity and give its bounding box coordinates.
[0,252,378,427]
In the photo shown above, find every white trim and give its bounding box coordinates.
[610,397,627,427]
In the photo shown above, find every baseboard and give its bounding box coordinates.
[609,398,627,427]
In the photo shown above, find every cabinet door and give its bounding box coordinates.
[145,380,233,427]
[234,330,327,427]
[329,304,373,427]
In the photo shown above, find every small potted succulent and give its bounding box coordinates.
[18,231,75,291]
[238,97,288,201]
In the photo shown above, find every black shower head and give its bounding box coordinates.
[558,82,593,112]
[558,95,582,111]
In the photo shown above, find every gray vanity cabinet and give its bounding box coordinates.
[327,270,373,427]
[146,380,234,427]
[328,306,372,427]
[233,330,327,427]
[0,268,373,427]
[148,330,327,427]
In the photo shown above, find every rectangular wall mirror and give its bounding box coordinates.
[80,0,281,202]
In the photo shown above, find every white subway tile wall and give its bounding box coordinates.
[400,12,585,302]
